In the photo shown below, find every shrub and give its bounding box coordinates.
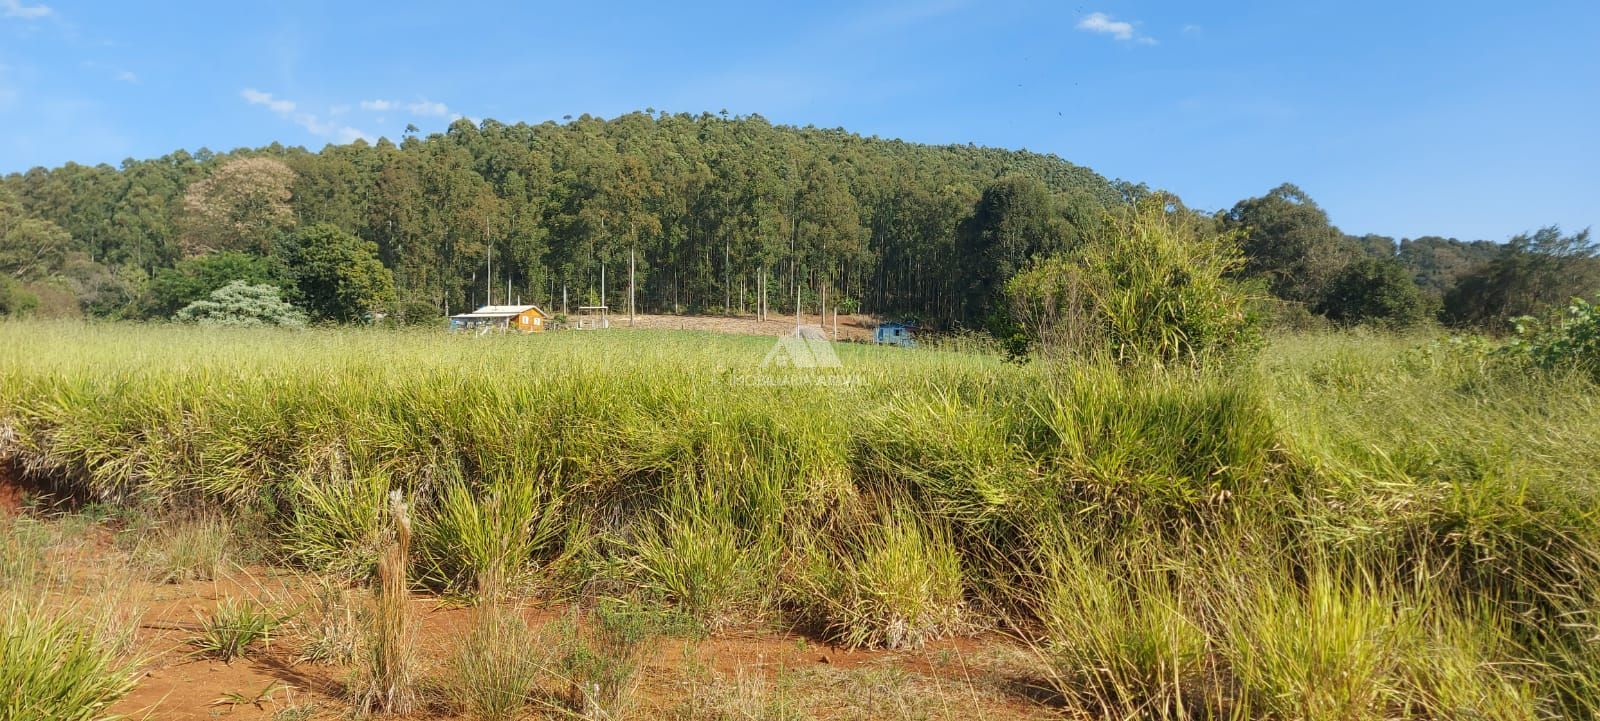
[0,596,140,721]
[547,602,660,719]
[190,597,283,662]
[175,280,306,327]
[1315,257,1431,327]
[1004,196,1254,364]
[1503,296,1599,380]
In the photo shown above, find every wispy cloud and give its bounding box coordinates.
[241,88,295,114]
[1076,11,1156,45]
[358,96,459,120]
[1,0,52,20]
[407,99,449,117]
[241,88,371,144]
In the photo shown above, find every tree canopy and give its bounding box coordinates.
[0,112,1591,332]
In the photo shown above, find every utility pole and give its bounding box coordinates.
[628,247,636,327]
[484,215,492,307]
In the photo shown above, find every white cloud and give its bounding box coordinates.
[114,69,137,83]
[241,88,295,114]
[241,88,371,144]
[359,97,452,118]
[407,99,449,117]
[1076,11,1155,44]
[1,0,52,19]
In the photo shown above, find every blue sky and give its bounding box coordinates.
[1,0,1595,241]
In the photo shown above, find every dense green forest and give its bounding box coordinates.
[1,111,1594,329]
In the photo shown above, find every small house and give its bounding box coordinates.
[448,304,549,334]
[873,322,915,347]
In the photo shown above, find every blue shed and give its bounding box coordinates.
[874,322,915,347]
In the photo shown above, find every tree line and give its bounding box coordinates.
[1,111,1593,330]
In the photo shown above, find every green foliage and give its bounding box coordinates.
[0,596,141,721]
[1316,256,1431,327]
[1004,197,1254,363]
[548,602,660,718]
[1444,227,1600,329]
[1223,183,1357,304]
[0,275,38,316]
[284,223,397,322]
[5,113,1122,327]
[189,597,284,662]
[958,174,1074,321]
[145,250,285,317]
[788,509,964,650]
[1503,296,1600,379]
[175,279,307,327]
[415,473,564,595]
[128,514,233,583]
[3,323,1600,715]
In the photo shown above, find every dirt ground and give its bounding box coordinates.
[579,312,881,342]
[6,517,1056,721]
[98,570,1053,720]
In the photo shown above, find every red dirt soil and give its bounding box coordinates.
[99,567,1054,720]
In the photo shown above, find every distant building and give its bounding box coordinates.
[448,304,549,333]
[873,322,915,347]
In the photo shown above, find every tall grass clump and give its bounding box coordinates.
[352,490,417,715]
[128,513,232,583]
[788,505,964,650]
[415,469,565,596]
[444,573,546,721]
[1031,533,1220,718]
[0,595,141,721]
[189,596,283,662]
[628,483,780,630]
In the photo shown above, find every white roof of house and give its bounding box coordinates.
[450,304,545,319]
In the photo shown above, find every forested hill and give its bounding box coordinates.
[0,111,1129,324]
[4,110,1592,330]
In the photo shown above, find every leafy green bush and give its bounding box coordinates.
[1004,196,1254,364]
[175,280,306,327]
[548,602,660,718]
[1315,257,1432,327]
[1503,296,1599,379]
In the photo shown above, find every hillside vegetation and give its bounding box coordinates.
[4,113,1593,333]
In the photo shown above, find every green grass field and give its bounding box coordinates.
[3,320,1599,719]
